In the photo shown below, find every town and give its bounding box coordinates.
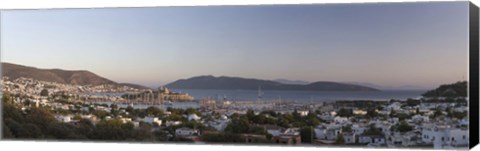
[2,76,469,149]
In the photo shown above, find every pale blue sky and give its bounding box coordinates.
[0,2,469,88]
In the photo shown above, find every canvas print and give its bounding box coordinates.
[0,1,473,150]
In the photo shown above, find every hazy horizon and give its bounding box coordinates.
[0,60,466,90]
[1,2,469,89]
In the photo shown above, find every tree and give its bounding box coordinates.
[366,108,378,119]
[336,134,345,144]
[40,89,49,97]
[126,106,134,113]
[396,121,413,133]
[449,111,468,119]
[246,109,255,121]
[93,110,110,120]
[337,108,353,117]
[389,110,397,117]
[300,126,314,143]
[185,108,201,116]
[145,106,164,117]
[25,107,56,131]
[201,132,244,143]
[110,104,118,110]
[250,126,267,135]
[2,123,14,138]
[306,116,320,127]
[16,124,43,138]
[406,99,420,107]
[342,125,352,133]
[224,116,250,134]
[433,109,444,118]
[364,124,383,136]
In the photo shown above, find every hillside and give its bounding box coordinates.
[422,81,467,98]
[2,62,116,86]
[165,75,379,91]
[118,83,152,89]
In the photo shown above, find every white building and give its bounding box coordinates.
[388,131,420,147]
[297,110,309,117]
[315,126,342,140]
[318,114,335,122]
[386,102,402,111]
[120,117,133,124]
[141,117,162,126]
[351,124,368,135]
[343,132,356,144]
[188,114,201,121]
[55,115,73,123]
[207,118,230,132]
[411,115,430,123]
[359,135,386,146]
[284,128,300,135]
[166,120,182,127]
[353,109,367,116]
[175,127,199,137]
[421,125,469,149]
[267,128,284,137]
[334,116,349,124]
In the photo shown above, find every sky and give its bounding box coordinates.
[0,2,469,89]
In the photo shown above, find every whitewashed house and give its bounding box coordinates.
[267,128,284,137]
[353,109,367,116]
[120,117,133,124]
[352,124,368,135]
[175,127,199,137]
[297,110,309,117]
[411,115,430,123]
[359,135,386,146]
[334,116,349,124]
[55,115,73,123]
[386,102,402,111]
[284,128,301,135]
[166,120,182,127]
[188,114,201,121]
[141,117,162,126]
[132,121,140,128]
[421,125,469,149]
[387,118,400,125]
[459,119,469,126]
[315,126,342,140]
[389,131,420,147]
[207,118,230,132]
[319,114,335,122]
[343,132,357,144]
[453,107,468,112]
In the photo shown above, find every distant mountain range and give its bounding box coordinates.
[343,81,428,90]
[274,79,310,85]
[165,75,379,91]
[1,62,150,89]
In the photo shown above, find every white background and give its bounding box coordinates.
[0,0,478,151]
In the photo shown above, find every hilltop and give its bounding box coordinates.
[422,81,467,98]
[1,62,150,89]
[165,75,379,91]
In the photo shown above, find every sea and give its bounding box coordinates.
[171,89,427,103]
[86,89,427,109]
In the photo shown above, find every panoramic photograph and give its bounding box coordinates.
[0,1,470,150]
